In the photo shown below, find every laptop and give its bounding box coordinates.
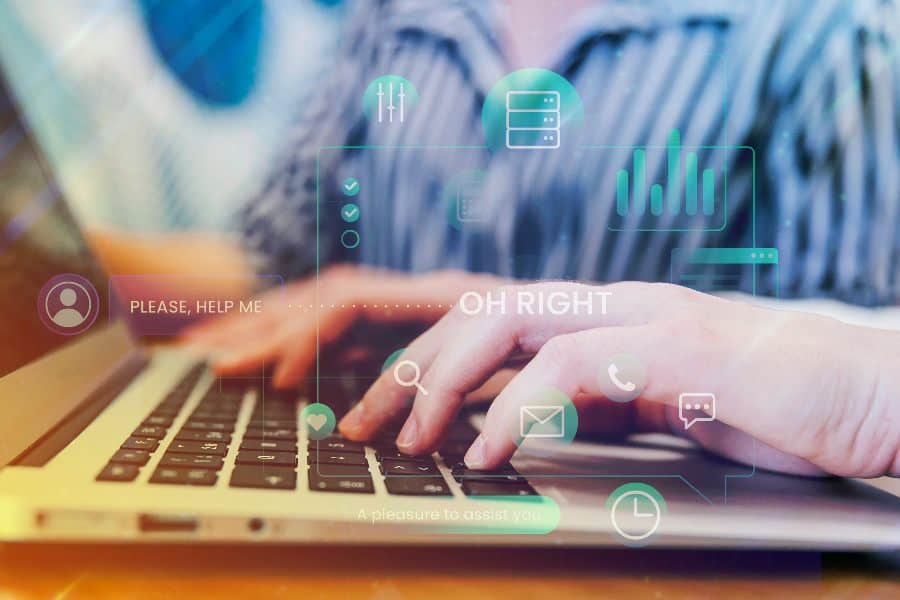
[1,67,898,550]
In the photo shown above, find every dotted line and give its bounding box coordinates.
[286,303,453,310]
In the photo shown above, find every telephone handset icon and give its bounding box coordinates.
[607,363,637,393]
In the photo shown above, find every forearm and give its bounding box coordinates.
[86,229,256,301]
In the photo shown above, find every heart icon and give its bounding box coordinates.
[307,413,328,431]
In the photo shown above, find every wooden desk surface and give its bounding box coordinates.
[0,545,896,599]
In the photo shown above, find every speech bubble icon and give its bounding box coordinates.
[678,393,716,429]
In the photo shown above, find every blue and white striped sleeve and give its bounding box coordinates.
[236,0,380,281]
[762,0,900,305]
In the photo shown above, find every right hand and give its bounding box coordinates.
[340,280,900,478]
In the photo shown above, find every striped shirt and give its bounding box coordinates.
[240,0,900,306]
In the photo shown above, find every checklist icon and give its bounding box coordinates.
[505,90,560,149]
[455,177,485,223]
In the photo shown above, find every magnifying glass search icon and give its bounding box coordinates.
[393,359,429,395]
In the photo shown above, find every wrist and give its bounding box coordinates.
[852,326,900,477]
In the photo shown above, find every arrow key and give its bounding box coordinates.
[380,459,439,477]
[307,450,367,466]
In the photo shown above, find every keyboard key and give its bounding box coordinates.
[309,438,364,453]
[189,412,238,423]
[195,399,241,410]
[230,466,296,490]
[175,430,231,443]
[143,414,175,428]
[183,420,234,432]
[168,440,229,456]
[375,448,432,462]
[307,450,367,466]
[381,459,439,477]
[384,477,452,496]
[235,451,298,467]
[109,449,150,466]
[159,453,224,470]
[150,467,218,486]
[244,428,297,441]
[308,470,374,494]
[450,462,521,480]
[121,436,160,452]
[97,463,140,482]
[240,439,296,452]
[249,414,296,424]
[132,425,167,439]
[460,480,537,496]
[245,418,296,429]
[452,470,524,483]
[309,463,370,476]
[196,397,242,407]
[152,405,184,416]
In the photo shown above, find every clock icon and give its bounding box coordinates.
[608,487,663,542]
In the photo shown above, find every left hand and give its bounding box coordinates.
[181,265,506,387]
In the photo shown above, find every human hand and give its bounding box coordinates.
[340,281,900,478]
[180,265,507,388]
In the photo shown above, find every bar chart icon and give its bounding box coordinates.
[615,129,720,218]
[506,90,560,149]
[599,129,753,233]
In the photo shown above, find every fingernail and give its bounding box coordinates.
[464,434,487,468]
[396,416,418,448]
[339,403,366,434]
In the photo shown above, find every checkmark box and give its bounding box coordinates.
[341,177,360,196]
[341,203,360,223]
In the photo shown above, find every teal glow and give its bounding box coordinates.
[702,168,716,215]
[616,170,629,216]
[667,129,682,215]
[685,152,698,216]
[650,184,664,216]
[633,148,646,216]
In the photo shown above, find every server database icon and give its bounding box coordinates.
[505,90,560,149]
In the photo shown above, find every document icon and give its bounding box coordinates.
[520,405,565,439]
[456,177,485,223]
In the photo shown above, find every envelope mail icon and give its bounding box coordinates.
[520,405,565,439]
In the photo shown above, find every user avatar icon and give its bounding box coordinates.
[37,274,100,336]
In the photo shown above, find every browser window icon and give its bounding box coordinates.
[520,405,566,438]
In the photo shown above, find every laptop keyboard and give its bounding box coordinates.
[96,366,537,497]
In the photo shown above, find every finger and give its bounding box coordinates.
[338,313,456,441]
[390,312,528,454]
[182,316,284,362]
[277,270,476,391]
[468,325,671,468]
[468,318,788,468]
[210,332,290,376]
[270,305,359,388]
[388,281,657,456]
[179,305,284,358]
